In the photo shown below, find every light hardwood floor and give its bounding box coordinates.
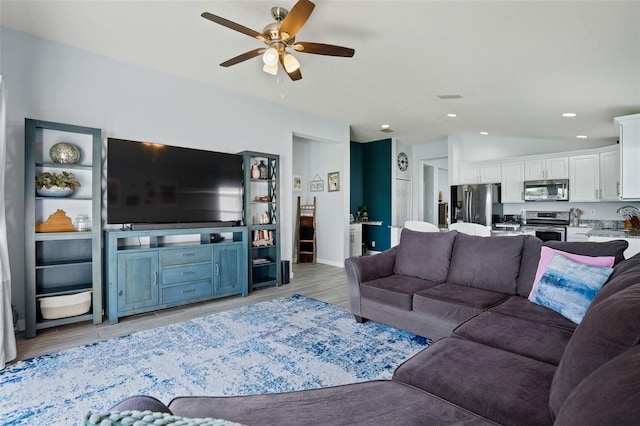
[14,263,350,362]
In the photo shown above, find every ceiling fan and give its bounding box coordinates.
[201,0,355,81]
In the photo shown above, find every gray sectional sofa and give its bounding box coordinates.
[108,229,640,425]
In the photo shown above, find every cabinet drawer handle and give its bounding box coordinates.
[182,288,196,294]
[215,263,220,276]
[182,252,196,257]
[153,272,158,286]
[182,271,196,275]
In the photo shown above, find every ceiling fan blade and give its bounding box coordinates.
[201,12,267,43]
[220,48,265,67]
[292,42,355,57]
[280,55,303,81]
[279,0,315,41]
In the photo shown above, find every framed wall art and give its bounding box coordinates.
[293,175,302,192]
[310,174,324,192]
[328,171,340,192]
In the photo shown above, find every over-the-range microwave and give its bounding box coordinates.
[523,179,569,201]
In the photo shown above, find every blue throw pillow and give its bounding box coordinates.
[529,254,613,324]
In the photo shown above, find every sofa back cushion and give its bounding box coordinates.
[544,240,628,264]
[549,283,640,419]
[590,253,640,307]
[516,236,543,296]
[554,344,640,426]
[447,233,525,294]
[393,229,458,283]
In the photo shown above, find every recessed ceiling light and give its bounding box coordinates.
[381,124,390,129]
[480,132,489,135]
[576,135,588,139]
[447,113,457,118]
[437,94,463,99]
[380,124,394,133]
[562,113,577,117]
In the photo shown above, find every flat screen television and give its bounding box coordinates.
[107,138,244,228]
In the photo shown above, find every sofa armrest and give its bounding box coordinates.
[345,246,398,317]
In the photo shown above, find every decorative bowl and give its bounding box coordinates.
[37,186,74,197]
[49,142,81,164]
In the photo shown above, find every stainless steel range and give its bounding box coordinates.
[523,211,571,241]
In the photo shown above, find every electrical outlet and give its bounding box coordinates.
[591,209,596,216]
[371,241,376,248]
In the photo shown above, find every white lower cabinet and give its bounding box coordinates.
[349,224,363,256]
[566,227,592,242]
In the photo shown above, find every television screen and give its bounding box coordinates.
[107,138,244,226]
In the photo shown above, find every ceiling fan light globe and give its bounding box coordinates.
[263,63,278,75]
[283,53,300,73]
[263,47,279,66]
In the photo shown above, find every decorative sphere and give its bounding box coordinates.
[49,142,80,164]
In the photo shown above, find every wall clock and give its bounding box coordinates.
[397,152,409,171]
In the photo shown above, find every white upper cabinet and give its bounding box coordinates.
[501,161,525,203]
[459,162,501,184]
[600,147,620,201]
[616,114,640,200]
[570,147,620,202]
[570,154,600,202]
[524,156,569,180]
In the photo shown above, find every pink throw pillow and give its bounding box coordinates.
[528,246,615,299]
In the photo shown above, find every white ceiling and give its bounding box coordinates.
[1,1,639,146]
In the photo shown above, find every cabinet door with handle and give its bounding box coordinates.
[117,251,159,313]
[213,243,245,296]
[600,148,621,201]
[570,154,600,202]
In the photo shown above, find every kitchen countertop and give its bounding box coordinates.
[586,228,640,239]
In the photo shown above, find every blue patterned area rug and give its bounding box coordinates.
[1,295,429,425]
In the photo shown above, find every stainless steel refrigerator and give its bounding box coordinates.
[450,183,503,226]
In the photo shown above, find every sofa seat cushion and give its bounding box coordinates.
[489,296,577,332]
[554,344,640,426]
[394,229,458,282]
[447,233,525,294]
[453,311,573,365]
[413,283,508,325]
[549,282,640,419]
[167,380,496,426]
[393,337,556,426]
[360,275,438,310]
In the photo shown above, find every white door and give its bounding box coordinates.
[395,178,411,227]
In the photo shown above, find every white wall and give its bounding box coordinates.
[455,135,614,163]
[1,28,350,324]
[292,135,348,267]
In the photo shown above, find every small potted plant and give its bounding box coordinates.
[35,171,81,197]
[358,205,369,222]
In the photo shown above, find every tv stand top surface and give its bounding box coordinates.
[105,225,247,237]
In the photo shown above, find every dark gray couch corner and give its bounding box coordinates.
[110,232,640,425]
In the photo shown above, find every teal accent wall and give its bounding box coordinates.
[349,139,392,251]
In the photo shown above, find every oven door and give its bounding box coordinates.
[534,227,566,242]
